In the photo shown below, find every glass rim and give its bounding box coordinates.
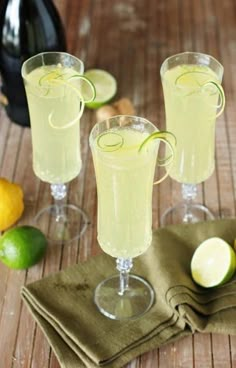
[21,51,84,82]
[160,51,224,79]
[89,114,158,144]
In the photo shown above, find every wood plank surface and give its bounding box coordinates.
[1,0,236,367]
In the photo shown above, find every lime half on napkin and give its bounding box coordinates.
[191,237,236,288]
[84,69,117,109]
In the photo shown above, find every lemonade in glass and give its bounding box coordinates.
[90,115,175,320]
[22,52,95,242]
[160,52,225,224]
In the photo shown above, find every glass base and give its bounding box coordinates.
[161,202,215,226]
[94,274,155,320]
[34,204,89,243]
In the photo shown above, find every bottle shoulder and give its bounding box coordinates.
[0,0,66,57]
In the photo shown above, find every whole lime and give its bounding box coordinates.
[0,226,47,269]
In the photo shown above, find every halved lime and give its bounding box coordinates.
[84,69,117,109]
[191,237,236,288]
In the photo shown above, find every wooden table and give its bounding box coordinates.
[1,0,236,367]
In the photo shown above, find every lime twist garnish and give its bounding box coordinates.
[83,69,117,109]
[201,81,225,117]
[175,71,225,118]
[68,74,96,103]
[39,71,96,130]
[138,131,176,185]
[175,71,211,87]
[97,132,124,152]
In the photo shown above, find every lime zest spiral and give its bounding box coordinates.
[97,132,124,152]
[139,131,176,185]
[38,71,96,129]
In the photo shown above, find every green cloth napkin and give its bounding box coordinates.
[22,218,236,368]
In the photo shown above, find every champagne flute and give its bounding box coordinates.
[89,115,175,320]
[21,52,95,242]
[160,52,225,225]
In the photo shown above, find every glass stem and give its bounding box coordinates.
[50,183,67,222]
[182,183,197,223]
[116,258,133,296]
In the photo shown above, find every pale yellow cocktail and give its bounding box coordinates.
[162,64,221,184]
[24,65,82,184]
[160,52,225,225]
[21,52,94,242]
[91,127,157,259]
[90,115,175,320]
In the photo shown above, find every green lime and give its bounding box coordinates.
[0,226,47,270]
[83,69,117,109]
[191,237,236,288]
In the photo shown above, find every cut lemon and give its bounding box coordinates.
[84,69,117,109]
[191,237,236,288]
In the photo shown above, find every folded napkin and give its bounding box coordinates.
[149,218,236,333]
[22,218,236,368]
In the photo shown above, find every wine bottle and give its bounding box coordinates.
[0,0,66,127]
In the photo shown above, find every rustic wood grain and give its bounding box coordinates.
[0,0,236,367]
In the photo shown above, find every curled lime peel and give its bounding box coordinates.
[175,71,212,87]
[47,78,85,130]
[97,132,124,152]
[39,70,62,86]
[201,80,225,117]
[39,70,65,96]
[139,131,176,185]
[68,74,96,103]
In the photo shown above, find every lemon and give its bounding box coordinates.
[83,69,117,109]
[0,178,24,231]
[0,226,47,269]
[191,237,236,288]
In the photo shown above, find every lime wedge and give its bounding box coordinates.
[84,69,117,109]
[191,237,236,288]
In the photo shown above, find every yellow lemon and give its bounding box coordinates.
[0,178,24,231]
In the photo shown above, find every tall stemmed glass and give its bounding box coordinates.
[21,52,95,242]
[160,52,225,225]
[89,115,175,320]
